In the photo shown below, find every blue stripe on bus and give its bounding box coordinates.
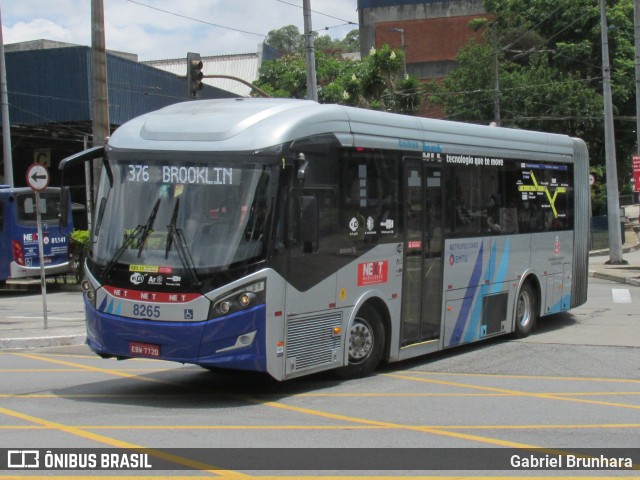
[492,238,510,292]
[449,241,484,347]
[460,238,511,344]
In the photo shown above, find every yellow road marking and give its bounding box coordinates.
[0,477,635,480]
[2,423,639,431]
[384,374,640,410]
[1,354,249,478]
[12,352,173,383]
[12,353,539,449]
[0,405,249,478]
[6,352,639,473]
[396,370,640,384]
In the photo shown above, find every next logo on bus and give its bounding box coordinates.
[358,260,388,286]
[23,233,39,244]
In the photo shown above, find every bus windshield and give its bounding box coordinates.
[92,157,279,273]
[16,192,64,224]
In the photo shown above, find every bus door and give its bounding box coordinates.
[400,158,443,348]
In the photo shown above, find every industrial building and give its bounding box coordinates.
[0,41,240,192]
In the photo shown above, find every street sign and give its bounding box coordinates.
[26,163,50,192]
[25,163,50,329]
[34,148,51,168]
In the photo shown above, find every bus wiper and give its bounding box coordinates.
[164,199,201,287]
[103,200,160,278]
[137,198,161,257]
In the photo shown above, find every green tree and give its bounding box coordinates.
[265,25,303,55]
[255,44,421,114]
[265,26,360,56]
[428,0,636,179]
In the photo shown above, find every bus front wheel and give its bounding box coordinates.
[514,282,538,338]
[336,305,385,379]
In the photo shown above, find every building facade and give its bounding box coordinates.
[358,0,488,117]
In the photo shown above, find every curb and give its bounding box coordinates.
[0,334,86,351]
[589,270,640,287]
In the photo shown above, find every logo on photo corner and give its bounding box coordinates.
[7,450,40,469]
[554,235,560,256]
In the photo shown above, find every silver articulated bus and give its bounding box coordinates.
[62,98,589,381]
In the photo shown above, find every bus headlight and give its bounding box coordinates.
[219,301,232,315]
[210,280,265,318]
[238,292,255,307]
[81,279,97,307]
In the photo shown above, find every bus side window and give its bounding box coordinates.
[299,195,318,253]
[289,188,336,254]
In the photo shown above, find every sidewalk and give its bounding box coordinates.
[589,203,640,287]
[2,207,640,351]
[0,283,86,351]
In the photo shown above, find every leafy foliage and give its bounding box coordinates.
[255,44,421,114]
[427,0,636,178]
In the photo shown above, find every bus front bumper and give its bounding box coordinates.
[10,261,71,279]
[84,296,267,372]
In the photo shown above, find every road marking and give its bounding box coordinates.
[0,405,249,477]
[0,477,634,480]
[612,288,632,303]
[8,352,640,473]
[2,423,638,431]
[384,373,640,410]
[12,353,540,449]
[394,370,640,384]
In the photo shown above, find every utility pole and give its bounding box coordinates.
[0,5,13,186]
[91,0,109,216]
[600,0,624,264]
[390,27,407,76]
[492,22,500,127]
[302,0,318,101]
[634,0,640,156]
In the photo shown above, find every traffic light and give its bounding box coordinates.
[187,52,204,98]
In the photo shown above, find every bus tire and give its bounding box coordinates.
[336,305,385,379]
[514,282,537,338]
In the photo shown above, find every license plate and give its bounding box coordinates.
[129,341,160,358]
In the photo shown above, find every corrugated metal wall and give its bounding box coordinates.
[6,47,92,124]
[145,54,260,97]
[4,46,238,127]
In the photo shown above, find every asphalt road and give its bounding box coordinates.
[0,277,638,478]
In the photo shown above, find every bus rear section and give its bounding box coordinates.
[0,186,73,282]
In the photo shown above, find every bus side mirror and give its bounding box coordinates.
[59,186,70,228]
[299,195,318,253]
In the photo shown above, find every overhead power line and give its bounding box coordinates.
[274,0,357,25]
[127,0,266,38]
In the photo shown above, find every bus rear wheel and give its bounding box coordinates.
[336,305,385,379]
[514,282,538,338]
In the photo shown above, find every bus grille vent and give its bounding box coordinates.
[285,312,343,374]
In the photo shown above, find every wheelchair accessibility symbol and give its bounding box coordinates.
[184,309,194,320]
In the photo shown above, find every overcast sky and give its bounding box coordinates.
[2,0,359,60]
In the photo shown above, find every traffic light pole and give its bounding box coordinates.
[202,75,271,98]
[187,52,204,98]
